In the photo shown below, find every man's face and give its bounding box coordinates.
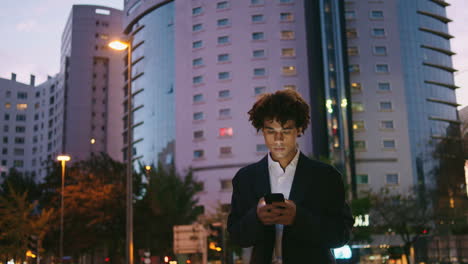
[262,119,301,163]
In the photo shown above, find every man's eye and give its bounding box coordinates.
[282,131,291,135]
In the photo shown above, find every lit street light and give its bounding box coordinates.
[56,154,70,264]
[109,36,134,264]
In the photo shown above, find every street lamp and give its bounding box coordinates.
[56,154,70,264]
[109,37,134,264]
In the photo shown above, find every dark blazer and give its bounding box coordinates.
[227,152,354,264]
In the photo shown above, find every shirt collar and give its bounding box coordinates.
[268,148,300,170]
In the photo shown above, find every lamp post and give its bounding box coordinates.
[56,154,71,264]
[109,37,134,264]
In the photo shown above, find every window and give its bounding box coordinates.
[386,173,399,185]
[1,148,6,155]
[3,125,8,132]
[192,6,203,15]
[251,0,264,4]
[219,108,231,118]
[2,137,7,144]
[381,120,394,129]
[353,120,365,131]
[370,10,384,19]
[193,94,204,103]
[254,68,266,76]
[14,148,24,156]
[372,28,385,37]
[252,14,264,22]
[282,48,295,57]
[193,58,204,66]
[279,0,293,3]
[218,53,230,62]
[346,28,357,38]
[373,46,387,55]
[192,23,203,32]
[17,92,27,99]
[252,32,265,40]
[16,114,26,121]
[218,72,231,80]
[281,30,295,40]
[193,130,204,139]
[256,144,268,152]
[349,64,360,73]
[15,126,26,133]
[217,1,229,9]
[255,86,266,95]
[351,82,362,93]
[219,90,231,98]
[14,137,25,144]
[13,160,24,168]
[379,101,392,111]
[357,174,369,184]
[219,127,233,137]
[280,12,294,22]
[376,64,389,73]
[193,75,203,84]
[221,179,233,190]
[348,46,359,56]
[5,103,11,109]
[283,84,296,90]
[282,66,296,76]
[354,140,366,150]
[193,150,204,159]
[217,35,230,44]
[378,82,391,91]
[217,18,230,27]
[192,40,203,49]
[6,91,11,98]
[4,114,10,121]
[352,102,364,112]
[383,139,396,149]
[193,112,204,120]
[345,10,356,20]
[220,146,232,155]
[253,49,265,58]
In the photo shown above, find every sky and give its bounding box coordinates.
[0,0,466,108]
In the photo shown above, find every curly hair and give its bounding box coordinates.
[248,89,310,135]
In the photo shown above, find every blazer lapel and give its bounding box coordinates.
[254,155,271,198]
[288,152,308,203]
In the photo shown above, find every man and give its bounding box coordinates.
[227,90,354,264]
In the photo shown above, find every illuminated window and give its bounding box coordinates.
[193,94,204,103]
[378,82,391,91]
[370,10,384,19]
[217,18,230,27]
[218,53,230,62]
[283,85,296,90]
[373,46,387,55]
[219,127,233,137]
[192,7,203,15]
[379,101,392,111]
[5,103,11,109]
[282,66,296,76]
[217,1,229,9]
[193,75,203,84]
[217,36,230,44]
[219,108,231,118]
[345,10,356,20]
[353,120,365,131]
[99,34,109,40]
[280,12,294,22]
[347,46,359,56]
[376,64,389,73]
[193,40,203,49]
[220,146,232,155]
[193,58,203,66]
[354,140,366,150]
[256,144,268,152]
[346,28,357,38]
[193,112,204,120]
[252,32,265,40]
[351,82,362,93]
[282,48,295,57]
[193,150,204,159]
[193,130,204,139]
[253,49,265,58]
[383,139,396,149]
[372,28,385,37]
[386,174,399,185]
[254,68,266,76]
[219,90,231,98]
[218,72,231,80]
[192,23,203,32]
[357,174,369,184]
[380,120,394,129]
[352,102,364,112]
[254,86,266,95]
[221,179,233,190]
[252,14,264,22]
[349,64,360,73]
[281,30,295,40]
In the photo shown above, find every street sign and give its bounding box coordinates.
[173,224,206,254]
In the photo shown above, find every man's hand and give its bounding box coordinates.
[257,198,296,226]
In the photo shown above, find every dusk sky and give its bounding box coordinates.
[0,0,467,108]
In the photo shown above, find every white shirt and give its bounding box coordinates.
[267,149,300,264]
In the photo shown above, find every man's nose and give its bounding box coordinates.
[274,132,284,141]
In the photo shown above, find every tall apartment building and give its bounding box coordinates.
[344,0,464,198]
[60,5,124,162]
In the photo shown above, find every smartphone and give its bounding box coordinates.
[264,193,285,204]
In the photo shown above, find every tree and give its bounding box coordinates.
[134,164,203,258]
